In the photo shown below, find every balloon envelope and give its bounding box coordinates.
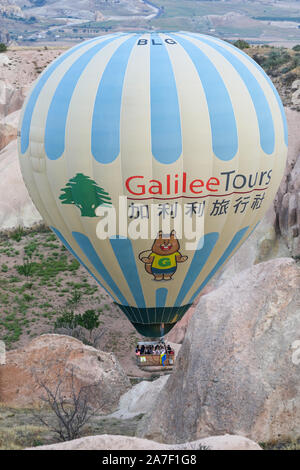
[18,32,288,337]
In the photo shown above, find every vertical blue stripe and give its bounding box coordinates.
[45,34,123,160]
[189,226,249,304]
[156,288,168,308]
[110,236,146,308]
[91,34,140,163]
[72,231,128,305]
[20,35,115,155]
[150,33,182,164]
[50,226,118,302]
[175,232,219,306]
[171,33,238,161]
[182,33,275,155]
[197,33,288,147]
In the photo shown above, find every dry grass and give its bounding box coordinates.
[0,404,142,449]
[261,437,300,450]
[0,424,45,450]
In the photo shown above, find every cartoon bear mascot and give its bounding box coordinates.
[139,230,188,281]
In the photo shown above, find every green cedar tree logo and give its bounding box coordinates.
[59,173,112,217]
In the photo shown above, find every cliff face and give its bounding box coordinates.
[140,258,300,444]
[274,109,300,257]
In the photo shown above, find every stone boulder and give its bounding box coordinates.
[0,334,131,412]
[27,433,261,450]
[139,258,300,444]
[109,375,170,420]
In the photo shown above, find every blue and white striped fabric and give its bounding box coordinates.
[18,32,288,337]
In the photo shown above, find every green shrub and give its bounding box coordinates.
[54,309,100,334]
[17,257,33,277]
[253,49,291,74]
[54,310,78,329]
[11,226,25,242]
[16,256,79,281]
[67,289,82,306]
[1,264,8,272]
[24,241,38,258]
[0,43,7,53]
[77,309,100,331]
[233,39,250,50]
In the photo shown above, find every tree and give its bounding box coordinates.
[31,360,109,442]
[0,43,7,53]
[59,173,111,217]
[77,310,100,341]
[293,44,300,52]
[234,39,250,50]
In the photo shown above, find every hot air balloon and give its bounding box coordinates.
[18,32,288,338]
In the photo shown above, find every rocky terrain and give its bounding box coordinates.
[0,334,131,410]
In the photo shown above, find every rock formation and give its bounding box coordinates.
[0,139,42,229]
[0,108,19,150]
[274,109,300,257]
[109,375,170,420]
[139,258,300,444]
[0,122,16,151]
[291,79,300,108]
[0,78,27,119]
[0,334,131,412]
[27,433,261,450]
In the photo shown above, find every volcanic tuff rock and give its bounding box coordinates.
[27,433,261,450]
[0,78,27,119]
[139,258,300,444]
[109,375,170,420]
[275,109,300,257]
[0,107,20,150]
[0,334,131,412]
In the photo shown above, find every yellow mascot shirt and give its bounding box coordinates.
[150,252,180,270]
